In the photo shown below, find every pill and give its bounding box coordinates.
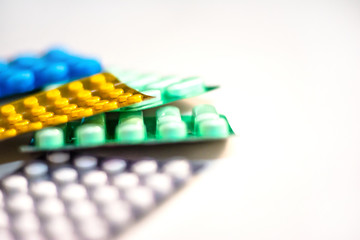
[102,201,133,231]
[60,184,88,203]
[43,216,76,240]
[74,155,98,173]
[118,111,143,124]
[68,200,98,222]
[192,104,218,118]
[91,185,119,206]
[1,104,16,117]
[127,74,160,91]
[24,162,48,180]
[37,198,66,219]
[192,104,220,131]
[123,186,155,217]
[162,159,192,185]
[23,97,39,109]
[78,217,109,240]
[2,175,28,194]
[112,173,139,190]
[75,124,106,146]
[3,70,35,95]
[131,160,158,177]
[156,106,182,125]
[52,167,78,185]
[6,193,34,214]
[115,122,146,143]
[89,74,106,89]
[0,210,10,228]
[36,63,69,86]
[127,94,143,104]
[198,118,229,138]
[166,77,205,98]
[11,55,40,68]
[46,152,70,165]
[12,213,40,235]
[70,58,102,78]
[101,159,127,176]
[145,76,183,92]
[46,89,62,101]
[30,181,57,200]
[68,81,83,95]
[157,121,187,140]
[44,48,69,61]
[82,170,108,189]
[0,230,14,240]
[144,173,174,201]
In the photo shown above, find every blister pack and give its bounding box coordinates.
[0,48,102,98]
[108,68,218,111]
[21,104,235,153]
[0,73,152,141]
[0,152,207,239]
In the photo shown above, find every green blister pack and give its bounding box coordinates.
[107,68,219,111]
[20,104,235,153]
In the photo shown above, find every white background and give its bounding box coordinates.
[1,0,360,239]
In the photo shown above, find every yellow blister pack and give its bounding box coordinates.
[0,72,152,140]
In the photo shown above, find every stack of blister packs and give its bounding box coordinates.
[0,48,234,240]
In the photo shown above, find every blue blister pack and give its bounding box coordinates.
[0,48,102,98]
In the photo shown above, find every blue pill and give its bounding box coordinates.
[36,63,69,86]
[0,60,7,72]
[10,55,41,69]
[1,69,35,95]
[44,48,70,62]
[69,58,102,78]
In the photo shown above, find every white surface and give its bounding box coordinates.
[1,0,360,239]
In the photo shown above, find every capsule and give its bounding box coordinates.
[35,127,64,149]
[75,124,106,146]
[156,106,181,125]
[166,77,205,98]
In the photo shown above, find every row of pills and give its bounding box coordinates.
[108,69,208,111]
[0,48,102,98]
[33,104,230,149]
[0,73,149,140]
[0,153,203,240]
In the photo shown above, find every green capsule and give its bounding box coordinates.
[75,124,105,146]
[35,127,64,149]
[157,121,187,140]
[115,122,146,143]
[198,118,229,138]
[156,106,181,125]
[145,76,182,92]
[192,104,220,132]
[166,77,205,98]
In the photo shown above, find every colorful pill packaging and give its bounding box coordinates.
[21,104,235,153]
[0,48,102,98]
[0,73,152,141]
[108,68,219,111]
[0,152,207,240]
